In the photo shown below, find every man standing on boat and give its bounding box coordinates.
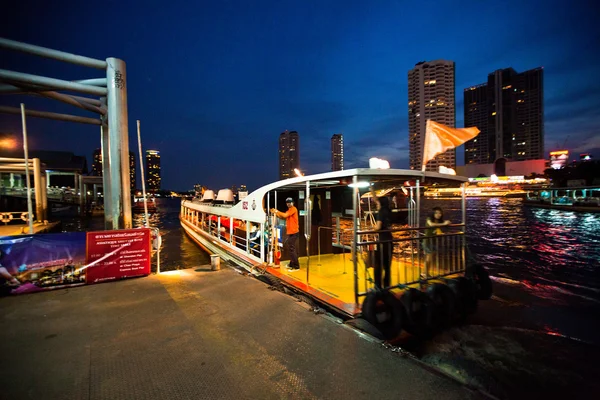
[270,198,299,271]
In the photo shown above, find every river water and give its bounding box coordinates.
[61,197,600,398]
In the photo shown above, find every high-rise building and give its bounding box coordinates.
[146,150,161,191]
[91,148,136,191]
[331,134,344,171]
[279,130,300,179]
[408,60,456,171]
[464,67,544,164]
[129,152,136,191]
[92,149,102,176]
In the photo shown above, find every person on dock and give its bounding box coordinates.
[423,207,451,278]
[270,198,299,271]
[373,195,393,289]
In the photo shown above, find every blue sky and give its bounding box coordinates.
[1,0,599,190]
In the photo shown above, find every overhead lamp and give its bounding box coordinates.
[348,181,371,188]
[369,157,390,169]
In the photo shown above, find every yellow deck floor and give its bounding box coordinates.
[268,251,452,315]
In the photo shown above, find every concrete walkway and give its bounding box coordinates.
[0,266,483,400]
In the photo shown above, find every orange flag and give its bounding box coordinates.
[422,120,480,171]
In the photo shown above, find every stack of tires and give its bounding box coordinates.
[357,264,492,340]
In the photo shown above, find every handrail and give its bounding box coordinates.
[357,223,465,235]
[357,230,464,246]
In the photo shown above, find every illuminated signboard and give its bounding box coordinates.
[549,150,569,169]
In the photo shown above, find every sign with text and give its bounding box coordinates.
[86,229,151,284]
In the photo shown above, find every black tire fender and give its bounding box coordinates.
[401,288,435,338]
[446,277,478,321]
[471,264,493,300]
[256,274,283,291]
[361,290,404,340]
[426,283,456,330]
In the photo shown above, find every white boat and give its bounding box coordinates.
[424,186,527,198]
[180,168,493,339]
[525,186,600,213]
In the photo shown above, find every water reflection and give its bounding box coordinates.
[424,198,600,305]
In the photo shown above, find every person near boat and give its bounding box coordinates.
[270,197,299,271]
[372,195,393,289]
[423,207,451,277]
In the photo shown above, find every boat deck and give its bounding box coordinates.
[266,252,432,316]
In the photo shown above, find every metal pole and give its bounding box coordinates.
[0,106,101,125]
[33,158,43,222]
[106,58,126,229]
[79,175,84,216]
[41,174,47,221]
[0,69,107,96]
[107,58,132,229]
[352,175,358,306]
[137,120,149,227]
[0,38,107,69]
[100,99,113,230]
[461,182,466,225]
[20,104,34,234]
[416,179,421,228]
[305,180,311,284]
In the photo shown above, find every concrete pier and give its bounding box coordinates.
[0,267,482,400]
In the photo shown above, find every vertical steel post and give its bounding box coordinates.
[416,179,420,228]
[352,175,359,306]
[461,183,466,225]
[305,180,311,284]
[137,120,149,227]
[20,104,34,233]
[32,158,43,222]
[41,173,48,221]
[100,116,113,229]
[106,58,131,229]
[79,175,84,215]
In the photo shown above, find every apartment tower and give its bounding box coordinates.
[331,133,344,171]
[408,60,456,171]
[464,67,544,164]
[279,130,300,179]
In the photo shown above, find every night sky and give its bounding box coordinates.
[1,0,598,191]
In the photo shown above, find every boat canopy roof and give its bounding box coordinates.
[260,168,467,193]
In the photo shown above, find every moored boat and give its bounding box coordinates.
[133,195,157,213]
[525,186,600,213]
[180,169,493,339]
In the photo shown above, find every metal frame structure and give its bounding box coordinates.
[0,38,132,230]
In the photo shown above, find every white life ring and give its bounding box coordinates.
[1,213,13,224]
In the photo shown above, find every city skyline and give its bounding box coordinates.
[0,1,597,190]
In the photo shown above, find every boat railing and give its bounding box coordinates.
[352,225,467,305]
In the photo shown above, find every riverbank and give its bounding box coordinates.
[0,267,484,400]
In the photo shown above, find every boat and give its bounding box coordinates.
[132,195,157,213]
[180,169,493,339]
[525,186,600,213]
[424,186,527,198]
